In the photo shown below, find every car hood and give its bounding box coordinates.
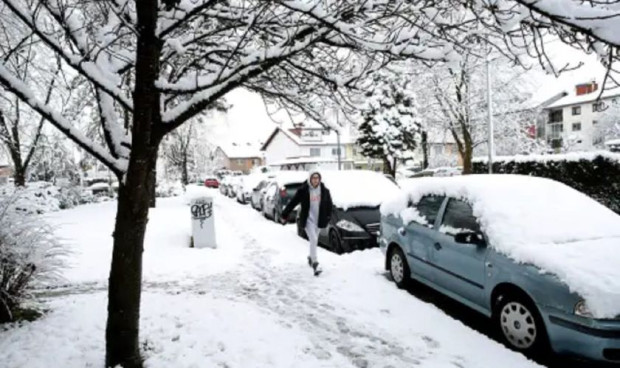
[337,206,380,227]
[498,236,620,319]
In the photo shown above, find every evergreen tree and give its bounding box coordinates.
[357,73,420,177]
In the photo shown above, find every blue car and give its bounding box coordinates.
[379,175,620,363]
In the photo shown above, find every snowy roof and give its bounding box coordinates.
[545,89,620,110]
[261,127,355,150]
[321,170,400,210]
[381,175,620,319]
[606,139,620,146]
[269,156,354,167]
[217,142,262,159]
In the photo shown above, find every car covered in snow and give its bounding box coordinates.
[262,171,308,222]
[236,174,266,205]
[379,175,620,363]
[299,170,400,254]
[250,178,274,211]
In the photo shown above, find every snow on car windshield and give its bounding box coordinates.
[321,170,400,210]
[382,174,620,319]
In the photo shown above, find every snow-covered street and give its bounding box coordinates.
[0,190,543,368]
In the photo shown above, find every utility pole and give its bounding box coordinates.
[334,109,342,170]
[486,46,494,174]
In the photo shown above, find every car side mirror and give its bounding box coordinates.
[454,232,486,247]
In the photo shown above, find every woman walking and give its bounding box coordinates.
[281,171,333,276]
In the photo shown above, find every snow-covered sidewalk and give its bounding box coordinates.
[0,190,542,368]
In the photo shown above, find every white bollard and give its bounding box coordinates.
[190,196,217,249]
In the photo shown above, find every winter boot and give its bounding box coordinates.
[312,262,322,276]
[307,256,313,267]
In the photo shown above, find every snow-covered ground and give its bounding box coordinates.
[0,189,542,368]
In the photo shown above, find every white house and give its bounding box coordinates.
[543,81,620,151]
[260,126,356,167]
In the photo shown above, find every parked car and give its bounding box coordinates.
[262,171,308,222]
[227,176,242,198]
[297,170,400,254]
[411,166,462,178]
[236,174,265,204]
[219,176,231,196]
[204,177,219,188]
[380,175,620,363]
[250,179,272,211]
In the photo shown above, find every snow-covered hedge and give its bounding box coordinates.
[0,183,97,215]
[156,180,184,198]
[473,151,620,214]
[0,196,66,322]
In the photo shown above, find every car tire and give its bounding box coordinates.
[329,230,345,254]
[493,291,549,356]
[388,246,410,289]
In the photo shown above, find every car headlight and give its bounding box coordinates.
[574,300,593,318]
[336,220,365,232]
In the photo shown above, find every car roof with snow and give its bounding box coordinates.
[269,171,309,187]
[382,174,620,318]
[321,170,400,210]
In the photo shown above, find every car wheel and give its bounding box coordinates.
[329,230,345,254]
[388,246,410,289]
[494,292,549,355]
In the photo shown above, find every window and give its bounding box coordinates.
[237,159,244,165]
[310,148,321,157]
[549,110,563,123]
[548,123,563,139]
[572,123,582,131]
[331,147,341,156]
[440,199,481,236]
[593,120,599,125]
[433,145,444,155]
[572,106,581,115]
[412,196,446,228]
[593,102,605,112]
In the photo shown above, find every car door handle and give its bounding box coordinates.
[434,242,442,250]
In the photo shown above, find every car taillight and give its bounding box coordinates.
[280,187,287,197]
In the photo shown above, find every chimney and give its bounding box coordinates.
[575,81,598,96]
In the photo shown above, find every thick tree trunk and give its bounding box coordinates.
[13,163,26,187]
[461,141,474,175]
[105,1,160,367]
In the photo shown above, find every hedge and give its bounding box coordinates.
[473,151,620,214]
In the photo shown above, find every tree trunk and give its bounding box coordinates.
[105,1,160,367]
[106,144,158,368]
[148,144,158,208]
[392,157,397,178]
[382,157,392,176]
[13,163,26,187]
[181,156,189,186]
[461,141,474,175]
[421,131,429,169]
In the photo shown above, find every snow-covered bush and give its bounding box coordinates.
[473,152,620,214]
[0,196,66,322]
[156,180,184,198]
[0,183,98,214]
